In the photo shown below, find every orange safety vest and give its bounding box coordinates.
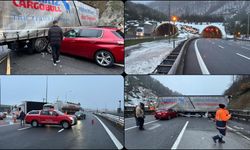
[215,108,231,121]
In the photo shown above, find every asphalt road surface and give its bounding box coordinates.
[183,38,250,74]
[9,51,123,75]
[125,115,250,149]
[0,112,123,149]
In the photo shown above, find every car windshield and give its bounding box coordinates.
[136,29,143,32]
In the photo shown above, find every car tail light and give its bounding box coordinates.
[117,41,124,45]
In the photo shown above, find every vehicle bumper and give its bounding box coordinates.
[111,46,124,64]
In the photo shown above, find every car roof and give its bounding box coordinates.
[77,26,118,31]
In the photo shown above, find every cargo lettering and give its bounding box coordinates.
[12,0,63,12]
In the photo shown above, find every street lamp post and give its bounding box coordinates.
[247,13,249,38]
[172,16,177,48]
[168,1,171,43]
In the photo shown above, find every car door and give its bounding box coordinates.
[60,29,79,55]
[40,110,50,124]
[74,29,103,58]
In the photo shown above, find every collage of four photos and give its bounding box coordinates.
[0,0,250,149]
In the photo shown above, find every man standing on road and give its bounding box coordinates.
[136,102,145,130]
[48,20,63,66]
[18,108,26,127]
[212,104,231,144]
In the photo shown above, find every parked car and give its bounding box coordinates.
[155,108,178,120]
[59,27,124,67]
[25,110,77,129]
[74,111,86,120]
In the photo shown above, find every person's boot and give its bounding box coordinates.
[218,137,225,143]
[212,135,220,143]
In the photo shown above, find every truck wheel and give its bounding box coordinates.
[31,120,38,127]
[61,121,70,129]
[32,38,48,53]
[46,44,52,54]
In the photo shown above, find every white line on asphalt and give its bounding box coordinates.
[114,63,124,67]
[233,126,244,130]
[236,132,250,141]
[148,123,161,130]
[227,126,237,132]
[58,128,64,133]
[125,120,158,131]
[242,46,250,50]
[18,127,31,131]
[194,39,210,74]
[171,121,189,150]
[94,115,123,150]
[236,53,250,60]
[218,45,224,49]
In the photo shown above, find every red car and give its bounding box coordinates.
[25,110,77,129]
[60,27,124,67]
[155,108,178,120]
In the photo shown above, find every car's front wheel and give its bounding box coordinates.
[31,120,38,127]
[95,50,114,67]
[61,121,70,129]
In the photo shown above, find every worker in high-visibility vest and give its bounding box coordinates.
[212,104,231,144]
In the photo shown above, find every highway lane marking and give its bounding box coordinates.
[94,115,123,150]
[114,63,124,67]
[58,128,64,133]
[171,121,189,150]
[236,53,250,60]
[148,123,161,130]
[194,39,210,74]
[218,45,224,49]
[18,127,31,131]
[6,54,11,75]
[233,126,244,130]
[125,120,158,131]
[242,46,250,50]
[236,132,250,141]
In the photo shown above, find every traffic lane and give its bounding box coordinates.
[198,38,250,74]
[183,39,201,74]
[0,113,117,149]
[96,115,124,146]
[10,51,123,75]
[177,117,250,149]
[125,115,156,129]
[227,120,250,137]
[184,38,250,74]
[125,116,187,149]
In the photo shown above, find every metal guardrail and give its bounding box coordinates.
[152,38,190,74]
[95,113,124,127]
[229,109,250,122]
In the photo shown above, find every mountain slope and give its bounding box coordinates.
[125,76,181,106]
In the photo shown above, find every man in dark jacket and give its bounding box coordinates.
[48,20,63,66]
[18,107,26,127]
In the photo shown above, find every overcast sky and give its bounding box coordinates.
[0,75,123,111]
[152,75,233,95]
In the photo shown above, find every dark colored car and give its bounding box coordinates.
[155,108,178,120]
[74,111,86,120]
[25,110,77,129]
[60,27,124,67]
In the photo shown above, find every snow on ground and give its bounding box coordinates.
[125,38,186,74]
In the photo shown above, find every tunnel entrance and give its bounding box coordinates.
[154,23,178,36]
[202,26,222,38]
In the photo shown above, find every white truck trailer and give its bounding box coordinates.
[0,0,99,53]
